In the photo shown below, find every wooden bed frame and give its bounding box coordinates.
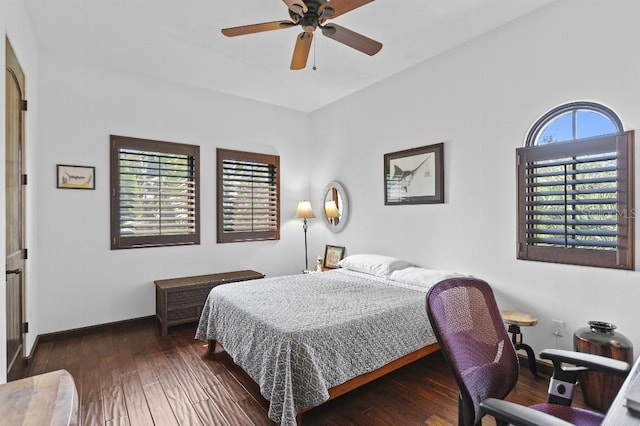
[207,339,440,423]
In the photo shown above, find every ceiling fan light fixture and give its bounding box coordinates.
[321,25,336,36]
[300,14,318,33]
[222,0,382,70]
[319,7,334,18]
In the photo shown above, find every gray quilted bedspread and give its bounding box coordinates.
[195,269,436,425]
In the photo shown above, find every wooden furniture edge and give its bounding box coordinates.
[154,270,265,289]
[156,270,264,336]
[501,310,538,326]
[0,369,79,425]
[325,342,439,402]
[208,340,440,420]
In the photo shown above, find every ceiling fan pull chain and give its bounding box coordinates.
[313,33,317,70]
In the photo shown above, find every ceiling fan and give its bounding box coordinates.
[221,0,382,70]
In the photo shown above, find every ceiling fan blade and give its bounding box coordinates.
[282,0,308,15]
[321,24,382,56]
[291,32,313,70]
[319,0,374,19]
[222,21,296,37]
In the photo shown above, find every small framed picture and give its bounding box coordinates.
[323,245,345,269]
[57,165,95,190]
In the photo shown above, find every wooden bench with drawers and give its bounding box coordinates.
[154,270,264,336]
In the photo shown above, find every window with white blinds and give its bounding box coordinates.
[110,135,200,249]
[217,148,280,243]
[517,132,634,269]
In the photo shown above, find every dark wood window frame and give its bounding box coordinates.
[517,131,634,270]
[110,135,200,250]
[526,101,624,146]
[217,148,280,243]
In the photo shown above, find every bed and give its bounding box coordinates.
[195,255,463,425]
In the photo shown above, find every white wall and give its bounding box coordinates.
[6,0,640,381]
[34,56,311,335]
[310,0,640,356]
[1,0,39,383]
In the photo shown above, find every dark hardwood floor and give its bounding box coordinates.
[25,318,589,425]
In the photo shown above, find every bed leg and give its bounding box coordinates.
[207,340,217,355]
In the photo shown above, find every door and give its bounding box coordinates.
[5,39,26,381]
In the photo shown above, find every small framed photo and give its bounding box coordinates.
[384,142,444,205]
[323,245,345,269]
[57,165,95,190]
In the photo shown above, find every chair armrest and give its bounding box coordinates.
[480,398,573,426]
[540,349,630,376]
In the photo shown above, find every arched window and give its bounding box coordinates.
[517,102,634,270]
[526,101,623,146]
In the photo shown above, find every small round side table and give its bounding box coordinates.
[501,310,540,378]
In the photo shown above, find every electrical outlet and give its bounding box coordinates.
[552,319,566,337]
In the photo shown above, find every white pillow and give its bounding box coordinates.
[337,254,411,277]
[388,266,465,290]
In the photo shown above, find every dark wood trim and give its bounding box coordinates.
[110,135,201,250]
[216,148,281,243]
[325,343,439,401]
[526,102,623,147]
[24,334,40,368]
[18,316,155,380]
[517,131,634,270]
[38,315,155,343]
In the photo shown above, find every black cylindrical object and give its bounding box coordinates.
[573,321,633,413]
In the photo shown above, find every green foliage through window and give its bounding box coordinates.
[524,151,618,250]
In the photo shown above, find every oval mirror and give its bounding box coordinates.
[321,181,349,233]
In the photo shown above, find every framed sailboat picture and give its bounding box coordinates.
[384,143,444,205]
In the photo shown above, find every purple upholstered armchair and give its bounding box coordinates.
[426,277,630,426]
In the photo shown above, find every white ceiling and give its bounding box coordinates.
[24,0,556,112]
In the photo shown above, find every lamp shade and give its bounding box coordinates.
[324,201,340,218]
[296,201,315,218]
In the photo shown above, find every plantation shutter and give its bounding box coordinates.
[516,131,634,269]
[111,135,200,249]
[217,148,280,243]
